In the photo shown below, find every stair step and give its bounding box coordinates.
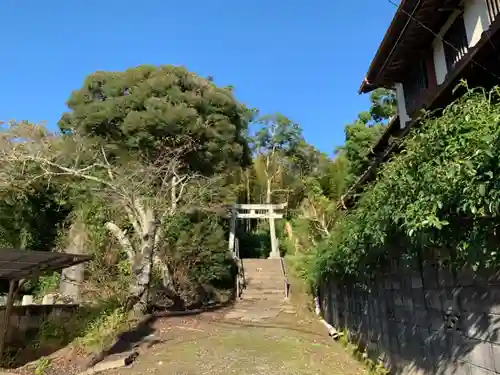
[246,284,284,290]
[246,280,282,283]
[245,270,282,273]
[243,295,284,300]
[246,280,284,285]
[240,296,284,301]
[245,285,284,291]
[245,278,282,282]
[244,263,282,267]
[242,258,282,263]
[244,294,284,298]
[242,260,282,270]
[245,274,284,280]
[246,276,284,280]
[241,293,284,297]
[243,268,282,272]
[242,258,286,303]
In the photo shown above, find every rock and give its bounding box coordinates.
[42,294,55,305]
[21,295,33,306]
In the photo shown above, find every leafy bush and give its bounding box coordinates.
[312,86,500,284]
[74,199,132,302]
[153,212,235,308]
[0,186,71,251]
[238,227,271,258]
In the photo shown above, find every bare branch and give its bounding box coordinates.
[101,146,115,182]
[105,222,135,261]
[0,121,220,257]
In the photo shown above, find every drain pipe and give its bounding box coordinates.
[313,287,341,340]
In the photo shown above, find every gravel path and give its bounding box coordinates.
[102,302,365,375]
[9,292,365,375]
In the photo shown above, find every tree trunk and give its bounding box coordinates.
[266,175,272,205]
[128,208,156,315]
[171,176,177,211]
[160,261,185,310]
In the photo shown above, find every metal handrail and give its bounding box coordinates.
[279,257,290,299]
[234,237,240,259]
[233,237,245,299]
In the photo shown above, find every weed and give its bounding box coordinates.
[34,357,51,375]
[19,296,131,364]
[336,329,390,375]
[75,306,129,351]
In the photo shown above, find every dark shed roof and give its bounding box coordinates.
[0,249,92,280]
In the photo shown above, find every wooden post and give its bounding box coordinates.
[0,280,16,364]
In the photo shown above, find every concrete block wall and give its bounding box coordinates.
[320,259,500,374]
[0,302,78,346]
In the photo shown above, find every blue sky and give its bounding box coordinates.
[1,0,395,155]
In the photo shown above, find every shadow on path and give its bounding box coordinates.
[87,299,235,368]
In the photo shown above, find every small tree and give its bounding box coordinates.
[252,113,303,204]
[337,88,397,183]
[0,122,213,314]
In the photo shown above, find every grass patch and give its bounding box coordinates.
[33,357,52,375]
[283,254,314,313]
[35,298,130,353]
[284,257,389,375]
[338,329,389,375]
[119,325,364,375]
[5,297,132,368]
[72,304,130,351]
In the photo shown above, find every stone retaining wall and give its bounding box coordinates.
[0,299,78,346]
[320,258,500,375]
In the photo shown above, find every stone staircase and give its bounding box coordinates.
[225,258,289,322]
[241,258,286,301]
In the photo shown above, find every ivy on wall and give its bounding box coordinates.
[312,85,500,284]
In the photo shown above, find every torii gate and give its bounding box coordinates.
[228,203,287,259]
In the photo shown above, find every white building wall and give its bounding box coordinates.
[431,1,490,85]
[396,0,492,125]
[433,39,448,85]
[394,82,410,128]
[431,9,461,85]
[463,0,491,47]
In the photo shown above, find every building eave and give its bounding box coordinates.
[344,15,500,209]
[359,0,416,93]
[359,0,461,93]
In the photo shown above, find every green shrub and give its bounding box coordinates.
[311,86,500,285]
[154,212,235,307]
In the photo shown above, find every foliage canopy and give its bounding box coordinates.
[337,88,396,184]
[59,65,252,174]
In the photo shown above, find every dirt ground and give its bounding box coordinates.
[100,304,365,375]
[11,276,365,375]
